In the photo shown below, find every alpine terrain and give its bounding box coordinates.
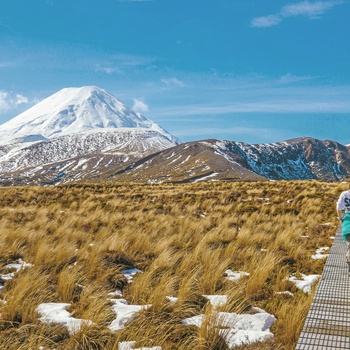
[0,86,180,185]
[0,86,350,185]
[101,138,350,183]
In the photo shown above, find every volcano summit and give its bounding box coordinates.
[0,86,178,145]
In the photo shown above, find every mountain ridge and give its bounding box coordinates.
[98,137,350,184]
[1,136,350,186]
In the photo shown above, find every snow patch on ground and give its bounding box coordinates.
[224,270,250,283]
[287,274,320,293]
[166,296,179,304]
[36,303,93,334]
[203,295,228,308]
[311,247,329,260]
[109,299,151,331]
[193,172,218,182]
[0,258,33,290]
[3,259,32,272]
[275,291,294,297]
[182,307,276,348]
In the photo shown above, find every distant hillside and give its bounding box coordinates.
[1,137,350,185]
[100,137,350,184]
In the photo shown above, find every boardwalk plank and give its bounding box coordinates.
[295,226,350,349]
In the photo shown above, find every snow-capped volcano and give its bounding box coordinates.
[0,86,178,145]
[0,86,181,184]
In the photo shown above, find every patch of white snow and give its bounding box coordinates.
[287,274,320,293]
[275,291,294,297]
[311,247,329,260]
[203,295,228,308]
[225,270,250,283]
[109,299,151,331]
[36,302,93,334]
[182,308,276,348]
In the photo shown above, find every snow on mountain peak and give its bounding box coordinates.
[0,86,178,145]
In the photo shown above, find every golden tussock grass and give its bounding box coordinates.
[0,180,343,349]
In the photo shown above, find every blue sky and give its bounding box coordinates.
[0,0,349,144]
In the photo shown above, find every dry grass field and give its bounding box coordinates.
[0,180,344,350]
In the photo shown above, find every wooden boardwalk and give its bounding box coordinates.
[295,226,350,349]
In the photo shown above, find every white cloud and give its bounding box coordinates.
[251,0,344,28]
[132,98,149,113]
[94,54,154,75]
[277,73,315,84]
[15,94,29,105]
[0,91,29,111]
[161,78,186,88]
[250,15,282,28]
[281,0,343,18]
[153,99,350,117]
[95,65,124,75]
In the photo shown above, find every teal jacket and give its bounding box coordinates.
[342,213,350,241]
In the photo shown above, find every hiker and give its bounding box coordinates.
[336,188,350,274]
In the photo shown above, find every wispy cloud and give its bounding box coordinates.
[251,0,344,28]
[251,15,282,28]
[276,73,316,84]
[3,42,156,77]
[281,0,343,17]
[0,90,29,111]
[95,64,124,75]
[154,100,350,117]
[151,78,350,118]
[94,54,156,75]
[132,98,149,113]
[107,72,350,121]
[161,78,186,88]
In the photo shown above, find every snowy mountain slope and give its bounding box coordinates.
[100,140,268,183]
[232,137,350,180]
[100,137,350,184]
[0,128,177,174]
[0,152,132,186]
[0,86,179,145]
[1,136,350,185]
